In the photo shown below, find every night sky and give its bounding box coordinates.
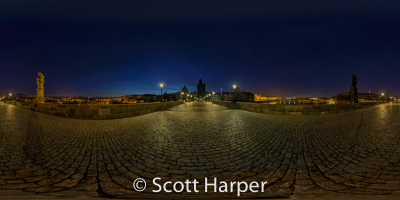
[1,0,399,98]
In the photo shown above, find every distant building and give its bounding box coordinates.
[226,92,233,101]
[217,83,253,102]
[236,91,254,102]
[254,94,279,102]
[159,92,178,101]
[56,96,123,105]
[233,83,254,102]
[192,92,198,100]
[15,93,36,102]
[178,85,191,101]
[181,85,189,94]
[333,92,380,104]
[197,79,206,99]
[124,94,156,103]
[217,92,231,101]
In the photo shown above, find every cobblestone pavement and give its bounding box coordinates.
[1,101,400,199]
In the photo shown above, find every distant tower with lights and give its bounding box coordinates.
[197,79,206,99]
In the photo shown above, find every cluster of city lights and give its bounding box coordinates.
[157,82,240,102]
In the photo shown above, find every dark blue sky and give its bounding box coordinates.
[1,0,399,97]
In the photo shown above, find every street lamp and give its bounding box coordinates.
[159,82,164,102]
[181,92,184,102]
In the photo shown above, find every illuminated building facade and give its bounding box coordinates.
[254,94,279,102]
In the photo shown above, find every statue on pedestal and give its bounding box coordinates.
[349,73,358,103]
[385,91,389,102]
[36,72,45,103]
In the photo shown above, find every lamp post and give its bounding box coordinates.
[212,92,215,101]
[220,88,222,101]
[159,82,164,102]
[233,84,237,103]
[181,92,184,102]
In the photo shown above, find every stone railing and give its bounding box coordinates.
[9,101,183,119]
[212,100,235,108]
[213,101,383,115]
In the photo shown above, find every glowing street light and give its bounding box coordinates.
[159,82,164,102]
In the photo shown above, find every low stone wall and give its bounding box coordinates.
[14,101,33,110]
[212,100,235,108]
[213,101,383,115]
[10,101,183,119]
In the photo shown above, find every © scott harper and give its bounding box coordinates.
[151,177,268,196]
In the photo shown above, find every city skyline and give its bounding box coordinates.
[1,76,396,99]
[1,0,400,97]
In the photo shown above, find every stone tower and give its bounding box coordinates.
[197,79,206,99]
[36,72,45,103]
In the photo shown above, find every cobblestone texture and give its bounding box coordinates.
[0,101,400,198]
